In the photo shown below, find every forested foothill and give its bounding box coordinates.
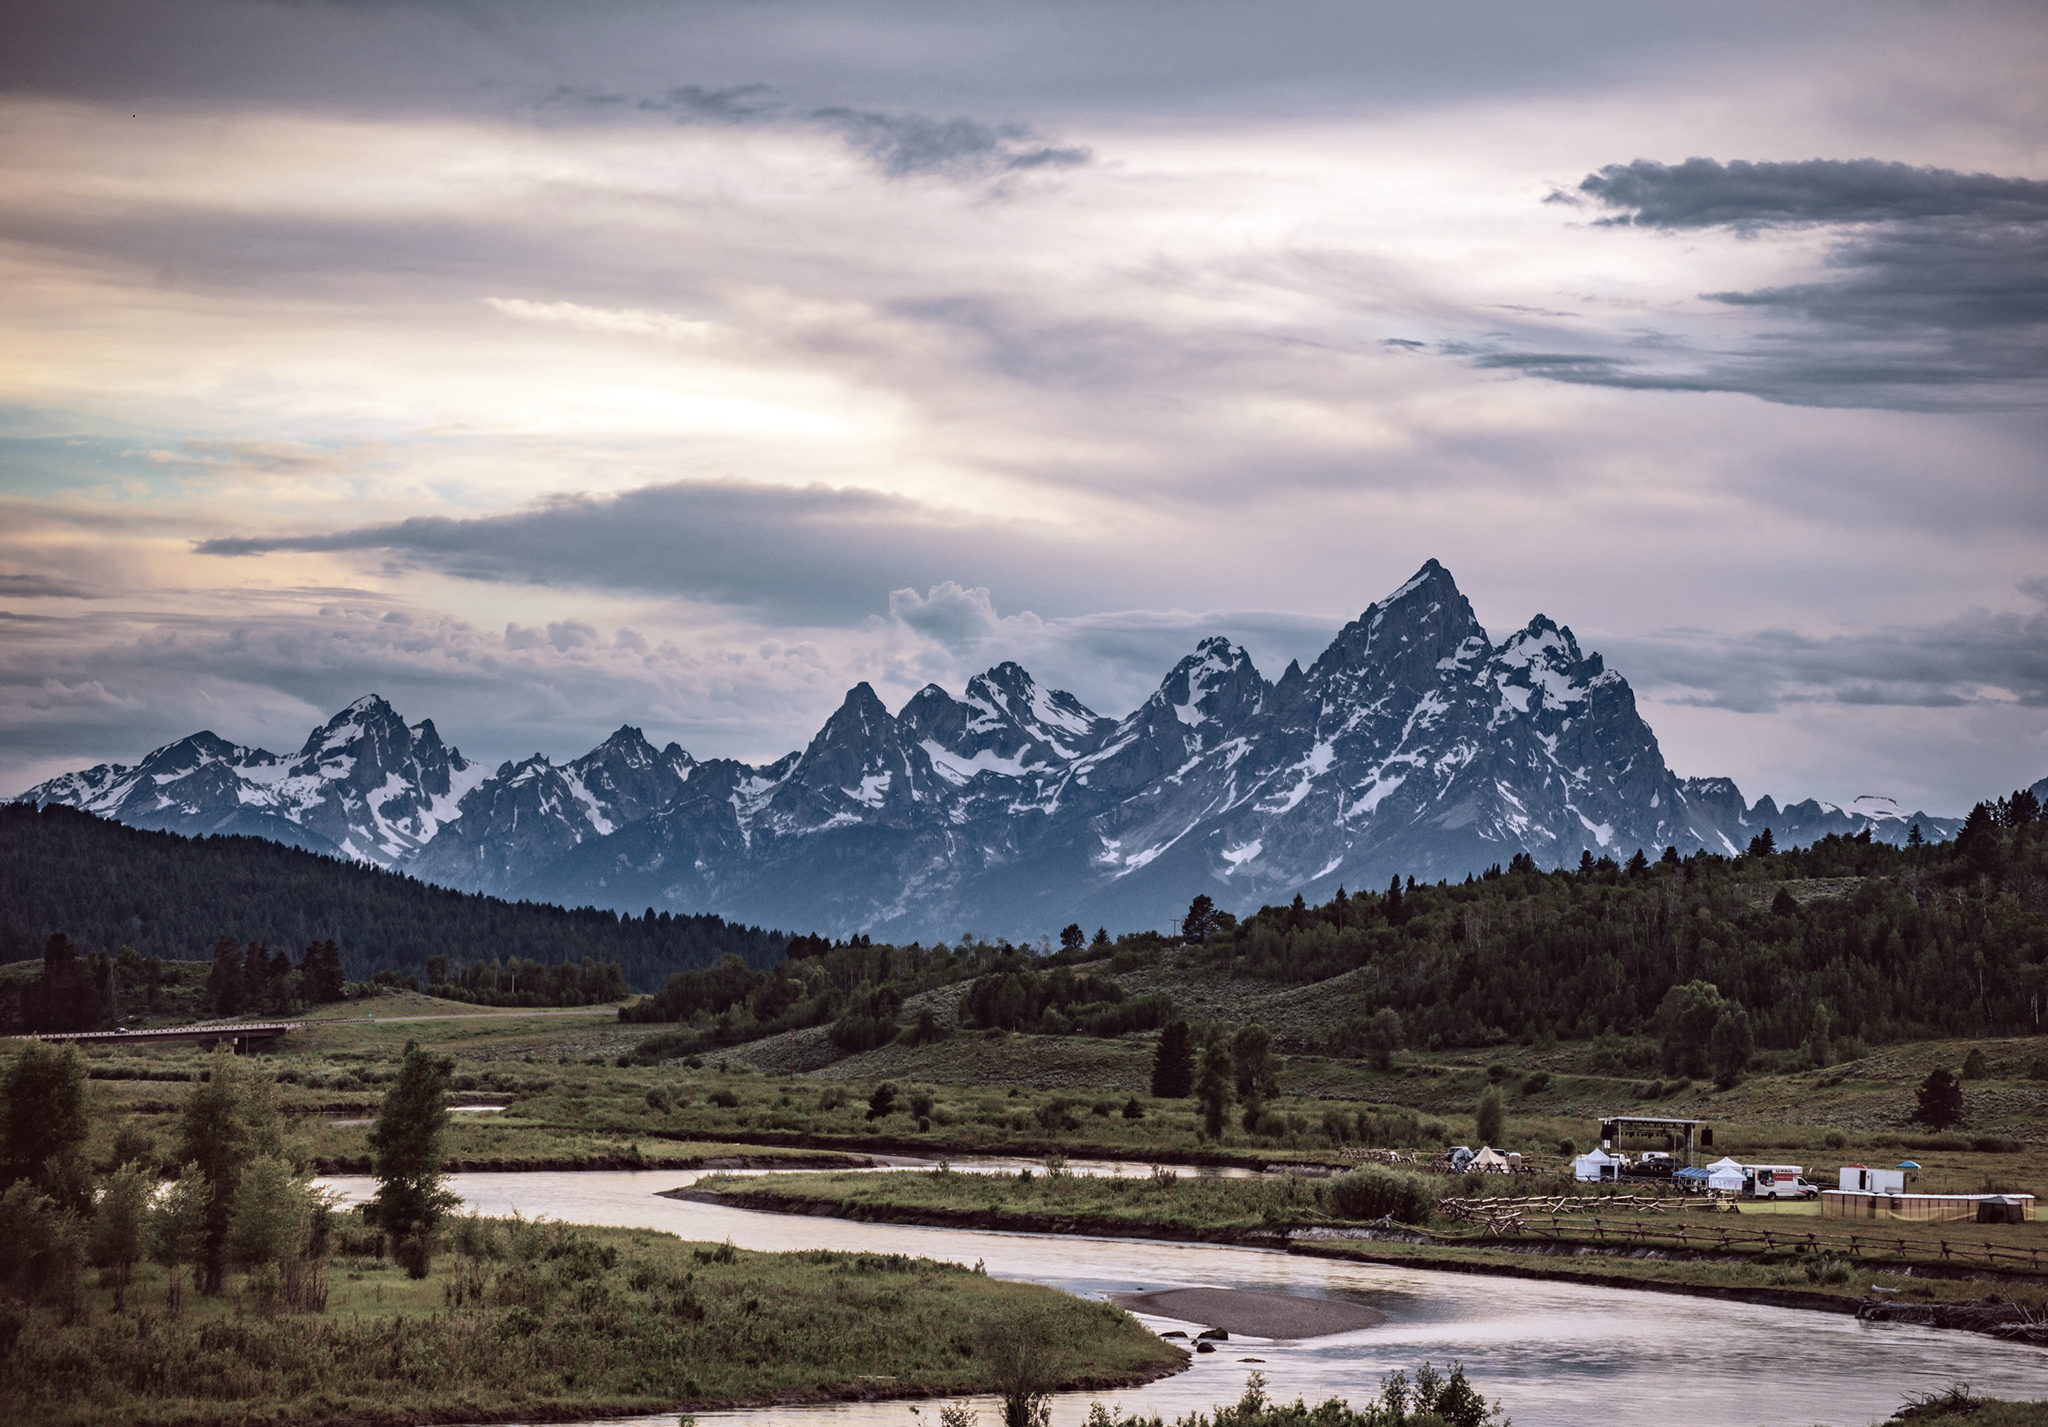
[619,932,1177,1063]
[0,803,783,1026]
[1193,788,2046,1062]
[617,790,2046,1085]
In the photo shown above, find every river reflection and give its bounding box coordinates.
[314,1168,2044,1427]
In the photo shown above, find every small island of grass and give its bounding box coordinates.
[3,1215,1182,1427]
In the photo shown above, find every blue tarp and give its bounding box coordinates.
[1672,1166,1712,1182]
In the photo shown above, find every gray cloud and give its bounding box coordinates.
[1496,157,2048,409]
[1613,597,2048,713]
[0,573,96,599]
[196,480,1106,624]
[1573,157,2048,230]
[809,107,1087,180]
[534,80,1087,182]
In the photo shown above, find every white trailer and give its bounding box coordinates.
[1838,1165,1906,1194]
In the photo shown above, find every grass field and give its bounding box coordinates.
[54,988,2048,1203]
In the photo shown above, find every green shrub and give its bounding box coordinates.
[1327,1167,1435,1224]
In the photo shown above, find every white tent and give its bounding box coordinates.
[1707,1162,1747,1194]
[1573,1148,1620,1182]
[1470,1147,1511,1173]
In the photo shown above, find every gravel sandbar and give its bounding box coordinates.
[1107,1287,1388,1338]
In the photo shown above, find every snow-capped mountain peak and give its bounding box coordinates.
[20,562,1982,939]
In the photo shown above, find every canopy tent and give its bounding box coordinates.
[1573,1148,1620,1182]
[1707,1164,1747,1193]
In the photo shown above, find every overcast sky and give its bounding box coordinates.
[2,0,2045,812]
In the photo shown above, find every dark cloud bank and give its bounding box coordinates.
[197,480,1102,624]
[1485,158,2048,409]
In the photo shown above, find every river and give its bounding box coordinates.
[315,1167,2045,1427]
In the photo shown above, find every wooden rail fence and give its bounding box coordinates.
[1496,1214,2048,1272]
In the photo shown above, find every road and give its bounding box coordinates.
[309,1007,622,1026]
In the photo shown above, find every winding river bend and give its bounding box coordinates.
[316,1167,2045,1427]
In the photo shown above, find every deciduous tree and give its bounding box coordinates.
[368,1041,457,1279]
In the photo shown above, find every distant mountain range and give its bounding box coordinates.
[18,561,1994,941]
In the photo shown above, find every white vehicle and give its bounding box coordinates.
[1745,1164,1818,1200]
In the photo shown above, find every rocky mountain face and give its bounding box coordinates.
[406,727,697,896]
[18,562,1974,941]
[20,696,486,863]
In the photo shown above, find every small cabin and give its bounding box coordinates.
[1839,1164,1905,1194]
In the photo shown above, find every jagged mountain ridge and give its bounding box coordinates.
[17,562,1976,940]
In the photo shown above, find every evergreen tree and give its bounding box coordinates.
[1957,802,2000,876]
[1150,1019,1195,1098]
[1911,1067,1965,1131]
[299,939,347,1004]
[1383,875,1407,927]
[2006,787,2040,828]
[29,933,102,1033]
[1181,895,1222,943]
[1059,923,1084,952]
[368,1040,457,1278]
[206,936,242,1016]
[1747,828,1776,857]
[1907,822,1925,847]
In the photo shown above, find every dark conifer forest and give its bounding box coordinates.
[0,803,787,996]
[1208,789,2046,1055]
[5,790,2044,1064]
